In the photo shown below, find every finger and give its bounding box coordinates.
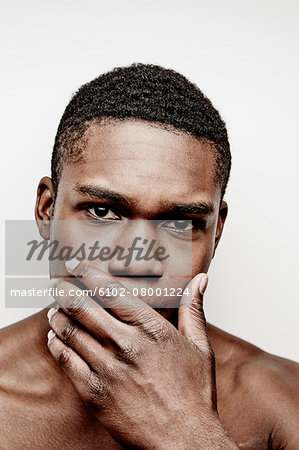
[48,280,130,343]
[178,273,210,353]
[47,329,92,394]
[47,307,110,368]
[64,259,165,327]
[47,330,111,410]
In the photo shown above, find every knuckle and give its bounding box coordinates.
[77,263,92,278]
[139,315,169,342]
[70,293,87,309]
[100,280,122,304]
[209,343,216,359]
[190,300,204,315]
[57,347,73,368]
[85,372,109,406]
[115,339,139,364]
[66,294,89,318]
[196,339,214,363]
[103,280,120,294]
[61,320,77,345]
[206,344,216,365]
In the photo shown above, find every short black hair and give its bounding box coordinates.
[51,63,231,199]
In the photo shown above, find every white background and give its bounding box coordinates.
[1,0,298,362]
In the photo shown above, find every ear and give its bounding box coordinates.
[212,200,228,257]
[35,176,55,240]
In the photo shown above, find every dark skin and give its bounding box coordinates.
[0,120,298,449]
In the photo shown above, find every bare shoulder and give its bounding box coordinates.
[0,311,59,409]
[228,331,299,407]
[0,312,56,446]
[210,324,299,448]
[0,310,53,382]
[0,310,113,449]
[237,342,299,448]
[0,311,146,449]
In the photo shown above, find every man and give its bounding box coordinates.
[1,64,298,449]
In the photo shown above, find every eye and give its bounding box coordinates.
[86,205,121,221]
[163,220,193,232]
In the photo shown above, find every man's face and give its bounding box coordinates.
[36,119,227,321]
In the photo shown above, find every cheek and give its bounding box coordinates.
[191,233,216,276]
[49,221,104,278]
[159,231,215,290]
[48,223,76,279]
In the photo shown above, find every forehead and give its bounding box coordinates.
[60,119,221,211]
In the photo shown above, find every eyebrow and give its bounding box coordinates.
[166,203,215,216]
[74,184,131,206]
[74,184,215,216]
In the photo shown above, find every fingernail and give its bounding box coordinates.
[199,274,208,295]
[47,307,58,322]
[48,278,57,289]
[47,329,56,344]
[65,258,80,272]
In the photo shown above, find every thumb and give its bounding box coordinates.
[178,273,210,352]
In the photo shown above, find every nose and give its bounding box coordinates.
[108,220,164,278]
